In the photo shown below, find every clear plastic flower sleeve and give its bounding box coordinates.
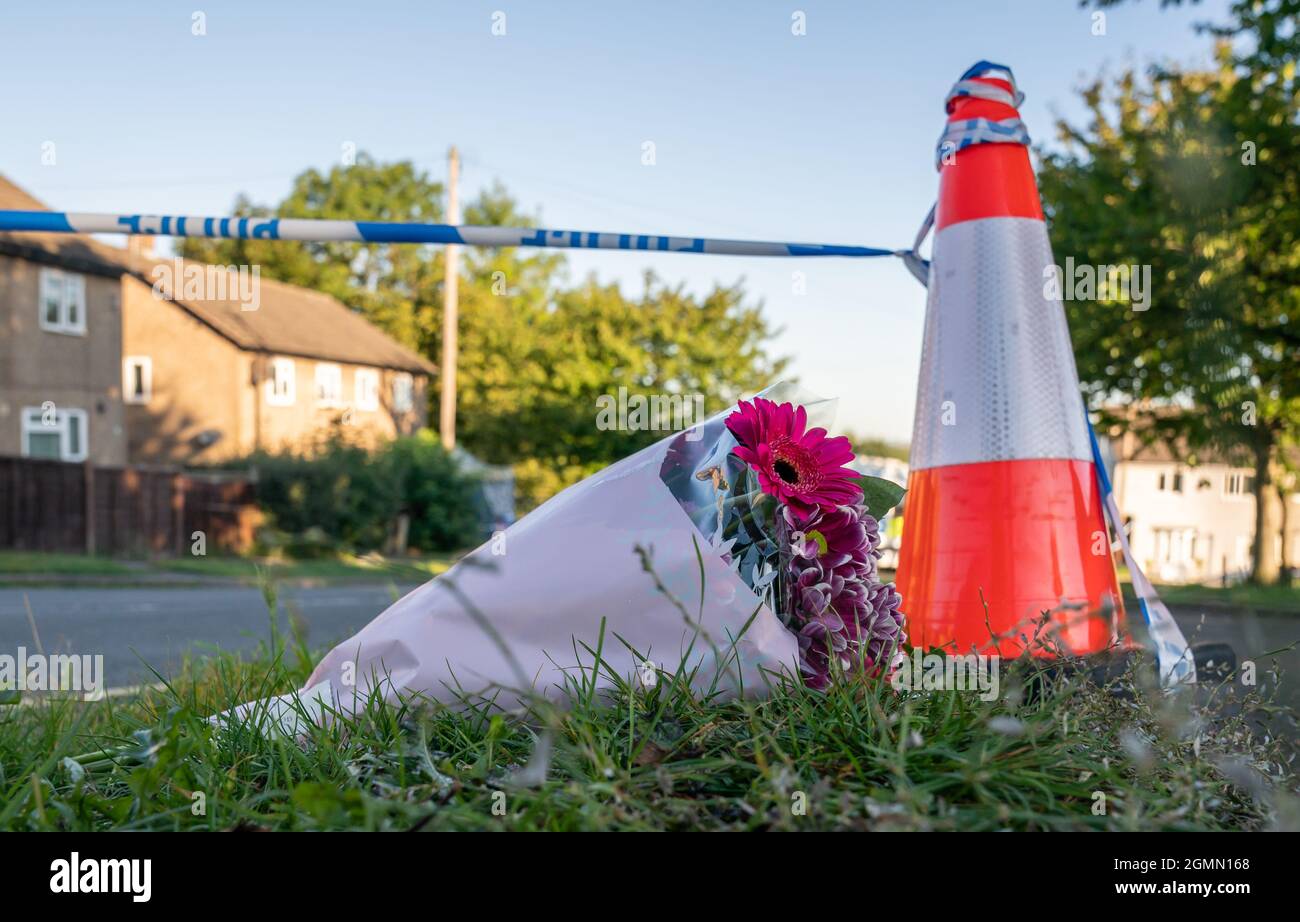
[219,384,839,729]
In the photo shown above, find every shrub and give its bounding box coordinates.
[241,431,480,554]
[386,431,484,551]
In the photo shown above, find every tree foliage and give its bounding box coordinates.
[247,432,482,554]
[1041,0,1300,582]
[184,159,788,509]
[181,156,444,352]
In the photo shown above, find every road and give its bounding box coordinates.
[0,585,1296,708]
[0,583,423,690]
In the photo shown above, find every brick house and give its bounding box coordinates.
[1,175,434,467]
[121,254,434,464]
[0,179,128,465]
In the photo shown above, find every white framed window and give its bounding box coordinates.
[21,406,87,462]
[1156,469,1183,492]
[266,357,296,406]
[39,268,87,335]
[1153,527,1196,565]
[354,368,380,411]
[392,372,414,413]
[1224,471,1254,498]
[315,363,343,406]
[123,356,152,404]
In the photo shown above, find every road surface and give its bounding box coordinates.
[0,584,423,691]
[0,585,1296,709]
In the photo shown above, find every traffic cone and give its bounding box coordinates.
[896,62,1124,658]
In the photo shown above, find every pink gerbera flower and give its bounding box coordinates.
[725,397,861,521]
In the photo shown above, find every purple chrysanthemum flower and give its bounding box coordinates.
[779,502,906,689]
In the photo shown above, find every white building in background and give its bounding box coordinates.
[1111,457,1258,583]
[1099,426,1300,585]
[852,455,908,570]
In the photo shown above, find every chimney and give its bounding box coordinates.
[127,235,154,260]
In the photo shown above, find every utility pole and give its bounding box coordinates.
[440,145,460,450]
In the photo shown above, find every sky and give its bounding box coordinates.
[0,0,1231,442]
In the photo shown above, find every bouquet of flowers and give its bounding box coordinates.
[668,393,906,689]
[218,384,905,732]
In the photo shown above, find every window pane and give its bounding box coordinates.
[267,360,294,404]
[132,363,145,397]
[40,270,63,326]
[393,375,413,411]
[356,371,378,407]
[66,285,79,325]
[316,366,341,401]
[27,432,61,459]
[63,275,85,330]
[67,415,82,457]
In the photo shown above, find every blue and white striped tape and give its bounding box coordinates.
[935,118,1032,170]
[945,60,1026,110]
[1087,419,1196,686]
[0,209,901,260]
[935,60,1031,170]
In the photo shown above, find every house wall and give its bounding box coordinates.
[250,356,428,455]
[1114,460,1262,582]
[0,254,127,465]
[122,275,249,465]
[122,275,428,463]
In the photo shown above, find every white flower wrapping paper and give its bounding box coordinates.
[218,383,839,733]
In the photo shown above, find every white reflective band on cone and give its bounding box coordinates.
[910,217,1091,471]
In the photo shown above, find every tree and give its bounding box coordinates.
[1040,0,1300,583]
[456,269,789,507]
[183,159,789,509]
[180,155,445,353]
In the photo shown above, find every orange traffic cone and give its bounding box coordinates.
[896,62,1124,658]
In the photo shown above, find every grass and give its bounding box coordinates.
[0,551,135,578]
[0,583,1295,831]
[155,552,456,584]
[1120,579,1300,615]
[0,550,457,587]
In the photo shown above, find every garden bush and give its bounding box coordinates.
[239,431,481,555]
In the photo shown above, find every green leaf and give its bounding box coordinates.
[857,475,905,520]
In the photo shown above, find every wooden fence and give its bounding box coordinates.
[0,456,259,556]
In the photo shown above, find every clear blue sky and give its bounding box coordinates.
[1,0,1228,441]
